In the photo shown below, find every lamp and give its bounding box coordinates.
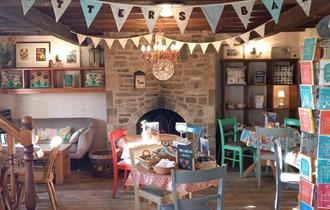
[250,47,262,58]
[277,90,285,108]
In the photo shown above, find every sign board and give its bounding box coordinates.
[177,144,194,170]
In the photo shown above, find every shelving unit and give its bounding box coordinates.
[219,58,299,126]
[0,67,105,94]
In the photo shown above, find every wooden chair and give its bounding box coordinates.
[255,127,291,188]
[129,144,171,210]
[17,142,62,210]
[218,117,255,176]
[160,165,227,210]
[284,118,300,128]
[273,141,299,210]
[109,128,132,198]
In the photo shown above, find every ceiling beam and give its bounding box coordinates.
[0,2,78,44]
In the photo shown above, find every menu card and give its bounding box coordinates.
[318,136,330,159]
[317,159,330,184]
[299,108,315,134]
[302,37,317,61]
[300,85,314,109]
[319,88,330,110]
[300,153,312,182]
[318,184,330,208]
[320,60,330,86]
[320,111,330,135]
[300,61,314,85]
[177,144,194,170]
[300,178,315,206]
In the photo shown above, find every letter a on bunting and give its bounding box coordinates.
[80,0,102,28]
[262,0,283,24]
[232,0,255,29]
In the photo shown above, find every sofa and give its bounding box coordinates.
[32,118,95,159]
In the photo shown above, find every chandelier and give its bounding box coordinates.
[140,33,180,66]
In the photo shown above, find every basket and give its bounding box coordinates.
[137,150,160,169]
[153,165,175,175]
[89,149,113,177]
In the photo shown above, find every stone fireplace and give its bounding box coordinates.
[105,32,218,152]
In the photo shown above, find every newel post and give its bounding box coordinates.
[20,116,36,210]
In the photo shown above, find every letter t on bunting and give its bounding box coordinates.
[110,3,133,31]
[80,0,102,28]
[141,6,162,33]
[51,0,72,22]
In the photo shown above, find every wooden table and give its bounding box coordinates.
[38,143,71,184]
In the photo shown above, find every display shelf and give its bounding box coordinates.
[0,87,105,94]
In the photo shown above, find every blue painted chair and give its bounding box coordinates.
[274,141,299,210]
[186,125,203,137]
[284,118,300,128]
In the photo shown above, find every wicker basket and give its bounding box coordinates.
[89,149,113,177]
[137,150,160,169]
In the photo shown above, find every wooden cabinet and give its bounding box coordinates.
[0,67,105,94]
[219,58,299,125]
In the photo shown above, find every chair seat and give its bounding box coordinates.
[140,185,171,197]
[117,159,133,166]
[225,141,247,147]
[280,172,300,183]
[160,201,211,210]
[260,150,274,159]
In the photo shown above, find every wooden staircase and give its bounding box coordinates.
[0,116,36,210]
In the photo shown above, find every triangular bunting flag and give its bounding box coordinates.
[225,38,236,48]
[173,6,194,34]
[201,5,224,33]
[262,0,283,24]
[51,0,72,22]
[91,36,102,47]
[200,43,209,54]
[80,0,102,28]
[131,36,141,48]
[255,24,266,37]
[296,0,312,16]
[77,33,87,45]
[21,0,36,15]
[240,32,250,43]
[141,5,162,33]
[118,38,128,49]
[110,3,133,31]
[232,0,255,29]
[165,38,173,50]
[212,41,222,53]
[144,34,153,45]
[187,43,197,54]
[175,41,185,51]
[105,38,115,50]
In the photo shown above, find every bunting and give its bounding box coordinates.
[131,36,141,48]
[21,0,36,15]
[225,38,236,48]
[173,6,194,34]
[141,5,162,33]
[91,36,102,47]
[232,0,255,29]
[77,33,87,45]
[240,32,250,43]
[296,0,312,16]
[118,38,128,49]
[201,5,224,33]
[110,3,133,31]
[187,43,197,54]
[262,0,283,24]
[51,0,71,22]
[165,38,173,50]
[175,41,185,51]
[80,0,102,28]
[255,24,266,37]
[105,38,115,50]
[212,41,222,53]
[144,34,153,45]
[200,43,209,54]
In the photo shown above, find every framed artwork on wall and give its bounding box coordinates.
[16,42,50,67]
[223,46,244,59]
[134,70,145,89]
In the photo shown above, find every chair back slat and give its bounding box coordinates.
[45,143,62,180]
[109,128,127,165]
[218,117,238,145]
[274,142,283,177]
[255,127,291,151]
[284,118,300,128]
[186,126,203,136]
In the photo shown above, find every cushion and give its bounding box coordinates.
[69,143,78,153]
[84,72,104,87]
[69,128,86,144]
[1,71,23,88]
[30,71,50,88]
[273,65,294,84]
[36,126,71,142]
[226,66,246,85]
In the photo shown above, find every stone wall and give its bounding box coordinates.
[105,32,218,151]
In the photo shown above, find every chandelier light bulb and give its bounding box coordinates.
[147,45,151,52]
[141,45,146,52]
[160,4,173,17]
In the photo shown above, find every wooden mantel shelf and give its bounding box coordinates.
[0,87,105,94]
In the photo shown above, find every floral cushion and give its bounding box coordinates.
[226,66,246,85]
[84,72,104,87]
[36,127,72,142]
[1,71,23,88]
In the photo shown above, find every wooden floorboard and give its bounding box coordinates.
[24,169,298,210]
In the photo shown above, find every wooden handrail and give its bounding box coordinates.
[0,116,36,210]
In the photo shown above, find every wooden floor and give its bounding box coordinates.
[23,168,299,210]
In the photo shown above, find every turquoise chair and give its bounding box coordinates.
[284,118,300,128]
[186,125,203,137]
[218,117,255,177]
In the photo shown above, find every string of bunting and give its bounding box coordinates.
[72,19,271,54]
[21,0,313,34]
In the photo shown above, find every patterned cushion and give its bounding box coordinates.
[1,71,23,88]
[273,65,294,84]
[226,66,246,85]
[84,72,104,87]
[36,127,72,142]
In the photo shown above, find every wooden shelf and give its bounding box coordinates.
[220,58,299,62]
[0,87,105,94]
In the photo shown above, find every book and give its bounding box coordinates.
[320,110,330,135]
[300,85,314,109]
[318,136,330,159]
[318,184,330,208]
[300,153,312,182]
[319,87,330,110]
[300,61,314,85]
[200,137,210,154]
[300,201,314,210]
[318,159,330,184]
[300,178,315,206]
[319,59,330,86]
[302,37,317,61]
[299,108,315,134]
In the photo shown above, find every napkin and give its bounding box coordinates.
[155,159,175,168]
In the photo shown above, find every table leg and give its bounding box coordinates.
[54,148,71,184]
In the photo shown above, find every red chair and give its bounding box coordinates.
[109,128,132,198]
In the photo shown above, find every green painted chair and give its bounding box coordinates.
[218,117,255,177]
[284,118,300,128]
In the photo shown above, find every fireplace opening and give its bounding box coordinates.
[136,109,185,135]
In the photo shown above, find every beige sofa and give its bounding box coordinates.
[32,118,95,159]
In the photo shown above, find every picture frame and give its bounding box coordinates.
[223,45,244,59]
[255,71,266,84]
[134,70,145,89]
[16,42,50,68]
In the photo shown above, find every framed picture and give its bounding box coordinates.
[16,42,50,67]
[67,49,77,64]
[223,46,244,59]
[255,71,266,84]
[134,70,145,89]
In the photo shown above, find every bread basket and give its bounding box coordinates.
[152,165,175,175]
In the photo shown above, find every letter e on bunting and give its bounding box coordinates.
[141,6,162,33]
[110,3,133,32]
[80,0,102,28]
[173,6,194,34]
[232,0,255,29]
[51,0,72,22]
[262,0,283,24]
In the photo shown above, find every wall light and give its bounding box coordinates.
[160,4,173,17]
[245,40,270,58]
[277,90,285,108]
